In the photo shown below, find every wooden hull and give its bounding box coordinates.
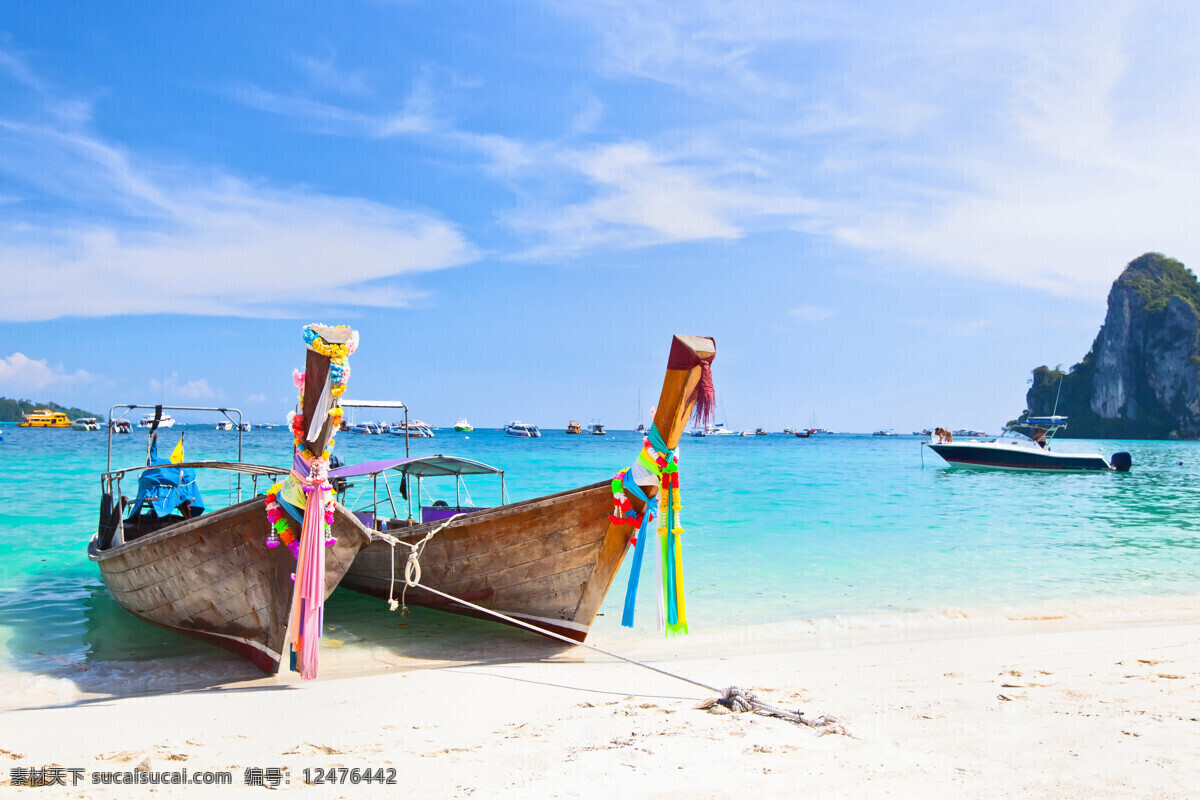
[88,499,372,673]
[341,481,627,642]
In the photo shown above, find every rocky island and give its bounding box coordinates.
[1024,252,1200,439]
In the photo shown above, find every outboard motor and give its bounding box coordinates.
[1109,452,1132,472]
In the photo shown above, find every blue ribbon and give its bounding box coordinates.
[620,423,679,628]
[621,494,657,627]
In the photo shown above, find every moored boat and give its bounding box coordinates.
[19,409,70,428]
[925,416,1131,472]
[454,418,474,433]
[72,417,101,431]
[341,334,717,642]
[589,419,606,435]
[110,418,132,434]
[138,413,175,428]
[504,421,541,437]
[88,325,373,675]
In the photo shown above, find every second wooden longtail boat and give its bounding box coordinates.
[339,334,716,641]
[87,326,373,674]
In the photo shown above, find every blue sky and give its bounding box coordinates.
[2,1,1198,432]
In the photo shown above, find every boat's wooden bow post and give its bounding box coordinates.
[632,334,717,511]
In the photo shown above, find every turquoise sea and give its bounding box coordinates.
[1,424,1197,702]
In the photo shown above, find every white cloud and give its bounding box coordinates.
[788,305,836,323]
[544,1,1200,300]
[149,374,218,400]
[0,51,476,321]
[0,352,93,392]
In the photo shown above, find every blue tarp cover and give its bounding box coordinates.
[128,440,206,519]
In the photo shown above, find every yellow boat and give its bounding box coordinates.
[19,409,71,428]
[565,420,582,434]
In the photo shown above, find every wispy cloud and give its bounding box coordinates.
[901,317,991,337]
[543,0,1200,299]
[788,305,836,324]
[149,374,218,400]
[0,352,94,392]
[0,50,476,321]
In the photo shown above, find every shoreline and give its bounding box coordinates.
[3,609,1199,797]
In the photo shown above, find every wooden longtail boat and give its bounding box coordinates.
[339,334,716,641]
[87,328,372,673]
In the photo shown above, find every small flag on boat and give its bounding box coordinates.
[169,433,185,464]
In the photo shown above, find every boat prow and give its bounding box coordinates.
[89,497,371,672]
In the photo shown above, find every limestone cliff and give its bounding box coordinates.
[1024,253,1200,439]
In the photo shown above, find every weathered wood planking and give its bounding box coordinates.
[341,330,718,643]
[90,499,370,672]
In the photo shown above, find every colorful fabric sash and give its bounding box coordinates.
[614,423,688,637]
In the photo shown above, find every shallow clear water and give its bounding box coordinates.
[1,424,1197,699]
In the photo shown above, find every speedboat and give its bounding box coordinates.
[454,418,474,432]
[707,423,736,436]
[504,421,541,438]
[350,422,382,435]
[110,418,132,434]
[138,413,175,428]
[588,419,606,435]
[215,420,235,431]
[389,420,434,438]
[72,417,101,431]
[925,416,1131,472]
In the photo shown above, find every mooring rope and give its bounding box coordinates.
[371,526,842,731]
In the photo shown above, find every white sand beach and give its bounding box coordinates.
[2,611,1198,798]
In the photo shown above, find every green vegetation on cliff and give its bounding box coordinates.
[0,397,101,423]
[1024,253,1200,440]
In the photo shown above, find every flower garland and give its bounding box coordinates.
[264,324,356,555]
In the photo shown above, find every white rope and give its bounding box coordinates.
[369,526,841,731]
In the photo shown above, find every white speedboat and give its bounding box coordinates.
[138,413,175,428]
[504,421,541,438]
[71,417,101,431]
[110,418,132,434]
[390,420,435,438]
[215,420,235,431]
[925,416,1131,472]
[350,422,382,435]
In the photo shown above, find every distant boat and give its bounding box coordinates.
[71,417,101,431]
[754,428,768,436]
[795,430,810,438]
[872,429,897,436]
[926,416,1131,472]
[390,420,434,438]
[588,419,606,435]
[350,422,382,435]
[566,420,582,434]
[19,409,70,428]
[454,418,474,433]
[138,413,175,428]
[110,418,132,435]
[505,421,541,438]
[952,429,987,438]
[215,420,235,431]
